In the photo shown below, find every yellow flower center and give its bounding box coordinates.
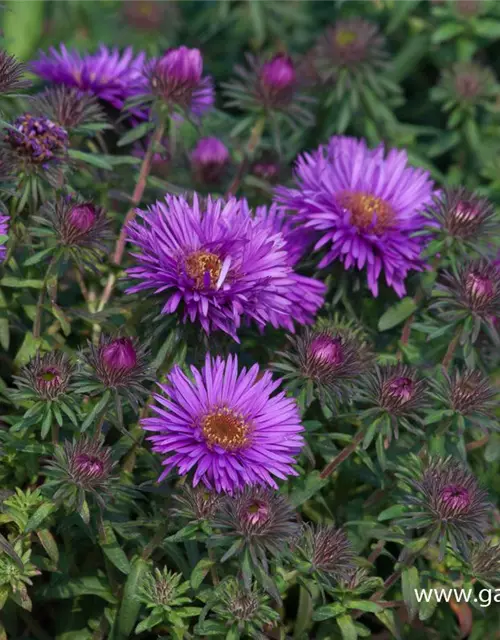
[201,407,250,450]
[185,251,222,289]
[338,191,394,235]
[335,30,358,46]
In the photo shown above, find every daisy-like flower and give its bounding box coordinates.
[5,113,68,166]
[31,44,146,111]
[142,354,304,492]
[0,214,9,263]
[276,136,435,297]
[146,46,214,118]
[397,456,491,557]
[13,351,74,402]
[252,202,326,330]
[126,195,319,340]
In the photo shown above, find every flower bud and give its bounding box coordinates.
[259,54,296,107]
[100,337,137,374]
[68,203,96,233]
[150,46,203,108]
[191,137,229,184]
[6,113,68,164]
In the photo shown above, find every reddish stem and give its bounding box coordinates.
[319,429,365,479]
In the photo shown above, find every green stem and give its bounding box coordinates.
[141,523,168,560]
[33,255,57,339]
[442,324,462,370]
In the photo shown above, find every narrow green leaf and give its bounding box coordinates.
[402,566,420,620]
[25,502,56,532]
[111,556,150,640]
[190,557,214,590]
[36,576,116,603]
[378,297,417,331]
[337,614,358,640]
[99,523,131,575]
[68,149,113,170]
[117,121,154,147]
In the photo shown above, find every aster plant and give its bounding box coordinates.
[425,188,499,259]
[29,86,107,131]
[274,321,373,408]
[75,335,152,421]
[143,354,304,492]
[210,486,299,597]
[396,456,491,558]
[191,136,230,185]
[0,50,30,95]
[430,259,500,360]
[276,135,435,297]
[11,351,79,440]
[135,566,200,636]
[44,436,116,524]
[126,194,324,340]
[468,540,500,586]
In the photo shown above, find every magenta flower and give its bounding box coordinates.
[31,45,146,111]
[191,137,230,183]
[147,46,214,117]
[100,337,138,374]
[143,354,304,492]
[276,136,435,297]
[126,195,318,340]
[0,214,9,262]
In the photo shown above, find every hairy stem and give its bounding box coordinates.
[33,255,57,339]
[442,325,462,370]
[320,429,365,479]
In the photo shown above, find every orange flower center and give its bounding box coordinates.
[185,251,222,289]
[338,191,394,235]
[201,407,250,450]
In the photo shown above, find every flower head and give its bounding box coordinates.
[251,152,281,183]
[45,437,115,508]
[77,335,151,410]
[275,323,373,406]
[0,214,9,263]
[30,86,106,129]
[296,524,355,584]
[313,18,388,83]
[211,579,280,636]
[434,62,497,112]
[212,487,299,565]
[170,484,223,523]
[143,355,304,492]
[126,195,320,340]
[442,369,498,427]
[191,137,230,184]
[138,567,189,609]
[5,113,68,166]
[426,188,498,244]
[431,261,500,337]
[276,136,434,297]
[147,46,214,117]
[0,50,30,94]
[13,351,74,402]
[222,53,314,129]
[469,540,500,584]
[399,456,491,556]
[31,45,146,111]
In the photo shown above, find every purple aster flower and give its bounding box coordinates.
[0,214,8,263]
[6,113,68,165]
[147,46,214,118]
[191,137,230,184]
[13,351,75,402]
[31,44,146,111]
[296,524,355,585]
[142,354,304,492]
[276,136,435,297]
[126,195,315,340]
[252,202,326,330]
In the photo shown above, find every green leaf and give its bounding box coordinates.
[111,556,150,640]
[190,557,214,590]
[337,614,358,640]
[348,600,383,613]
[312,603,346,621]
[378,504,407,521]
[0,318,9,350]
[0,276,43,288]
[81,390,111,431]
[37,529,59,565]
[36,576,116,603]
[378,297,416,331]
[431,22,464,44]
[99,522,131,575]
[288,471,327,507]
[14,332,46,368]
[402,566,420,621]
[117,121,154,147]
[23,248,55,267]
[474,19,500,38]
[0,532,23,569]
[68,149,113,170]
[194,621,229,636]
[51,304,71,336]
[25,502,56,532]
[3,0,44,60]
